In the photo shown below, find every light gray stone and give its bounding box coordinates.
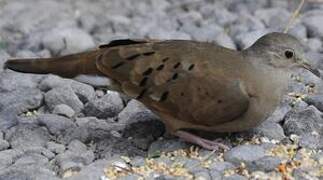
[65,159,110,180]
[306,38,322,52]
[118,100,159,125]
[37,114,75,135]
[251,120,286,140]
[0,149,23,169]
[235,29,269,49]
[304,95,323,112]
[53,104,75,118]
[224,145,266,165]
[55,140,95,173]
[248,156,281,172]
[84,91,124,119]
[148,139,190,156]
[46,141,66,154]
[6,124,50,150]
[283,105,323,136]
[42,27,95,55]
[0,88,43,112]
[14,153,49,166]
[299,133,323,149]
[302,10,323,38]
[45,85,84,113]
[254,7,290,29]
[0,139,10,151]
[39,75,96,103]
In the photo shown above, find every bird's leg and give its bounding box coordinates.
[174,130,229,151]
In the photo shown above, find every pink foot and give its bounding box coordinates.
[174,130,229,151]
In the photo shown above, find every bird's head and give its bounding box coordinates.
[247,32,320,77]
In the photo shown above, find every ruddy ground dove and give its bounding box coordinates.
[4,32,319,150]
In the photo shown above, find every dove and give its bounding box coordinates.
[4,32,319,150]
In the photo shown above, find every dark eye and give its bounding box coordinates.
[284,50,294,59]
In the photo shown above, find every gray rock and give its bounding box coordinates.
[84,91,124,119]
[45,85,84,113]
[250,120,286,140]
[306,38,322,52]
[0,139,10,151]
[42,27,95,55]
[148,139,190,156]
[0,149,23,169]
[299,133,323,149]
[209,170,222,180]
[118,99,159,125]
[55,140,95,173]
[65,159,110,180]
[123,120,164,150]
[292,168,320,180]
[283,106,323,136]
[248,156,281,172]
[304,95,323,112]
[234,29,269,49]
[229,13,265,37]
[213,7,238,26]
[119,174,143,180]
[46,141,66,154]
[14,153,49,166]
[0,130,3,139]
[52,104,75,118]
[39,75,96,103]
[254,8,290,29]
[0,50,10,71]
[266,100,292,123]
[0,164,59,180]
[224,145,266,165]
[209,161,235,172]
[63,116,118,143]
[181,23,223,42]
[288,24,308,41]
[0,88,43,112]
[0,72,42,92]
[223,175,247,180]
[37,114,75,135]
[194,170,211,180]
[5,124,50,150]
[214,32,236,50]
[302,10,323,38]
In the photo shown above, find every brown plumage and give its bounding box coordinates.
[4,32,319,150]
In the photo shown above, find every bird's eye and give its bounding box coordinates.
[284,50,294,59]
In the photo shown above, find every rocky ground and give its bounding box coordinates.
[0,0,322,179]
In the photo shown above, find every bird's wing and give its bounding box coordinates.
[97,39,250,127]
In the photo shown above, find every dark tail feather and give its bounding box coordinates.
[4,50,102,78]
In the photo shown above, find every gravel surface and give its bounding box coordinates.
[0,0,322,179]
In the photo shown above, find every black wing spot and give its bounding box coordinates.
[156,64,165,71]
[173,62,181,69]
[162,57,169,62]
[172,73,178,80]
[180,92,184,96]
[139,77,148,87]
[188,64,195,71]
[137,88,147,99]
[160,91,169,102]
[100,39,147,48]
[126,54,141,61]
[142,68,153,76]
[112,62,125,69]
[143,52,155,56]
[217,100,223,104]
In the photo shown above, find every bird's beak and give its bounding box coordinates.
[298,59,320,77]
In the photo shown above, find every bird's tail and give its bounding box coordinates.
[4,49,103,78]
